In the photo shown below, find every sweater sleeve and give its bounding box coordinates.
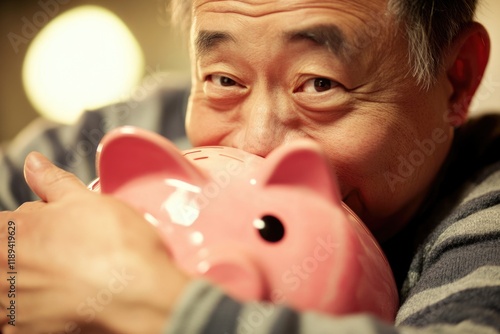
[0,81,190,211]
[166,280,400,334]
[396,165,500,331]
[165,164,500,334]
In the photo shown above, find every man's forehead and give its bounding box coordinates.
[191,0,387,59]
[193,0,388,9]
[192,0,389,15]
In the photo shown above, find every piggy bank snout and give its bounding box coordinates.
[197,252,266,302]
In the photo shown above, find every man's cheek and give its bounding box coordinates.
[186,111,225,147]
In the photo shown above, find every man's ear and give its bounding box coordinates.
[445,22,490,127]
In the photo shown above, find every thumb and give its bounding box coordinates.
[24,152,87,202]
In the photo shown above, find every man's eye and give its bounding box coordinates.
[210,74,237,87]
[302,78,338,93]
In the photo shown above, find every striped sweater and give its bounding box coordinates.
[1,82,499,334]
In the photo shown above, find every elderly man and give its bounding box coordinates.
[1,0,499,333]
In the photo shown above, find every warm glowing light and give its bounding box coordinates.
[22,5,145,124]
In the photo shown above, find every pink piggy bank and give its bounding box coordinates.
[90,126,398,322]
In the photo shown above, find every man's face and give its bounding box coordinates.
[185,0,456,241]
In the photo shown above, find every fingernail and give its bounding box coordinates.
[25,152,47,172]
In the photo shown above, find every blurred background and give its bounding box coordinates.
[0,0,189,143]
[0,0,499,143]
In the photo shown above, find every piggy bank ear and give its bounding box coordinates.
[97,126,206,194]
[260,140,341,203]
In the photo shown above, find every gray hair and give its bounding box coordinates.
[389,0,478,89]
[169,0,478,89]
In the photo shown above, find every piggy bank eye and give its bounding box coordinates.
[254,215,285,243]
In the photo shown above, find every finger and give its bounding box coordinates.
[23,152,87,203]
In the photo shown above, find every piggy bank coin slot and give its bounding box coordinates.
[183,150,202,155]
[253,215,285,243]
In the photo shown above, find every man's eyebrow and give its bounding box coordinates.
[195,30,236,57]
[284,24,349,58]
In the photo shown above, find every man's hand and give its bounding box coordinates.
[0,152,189,334]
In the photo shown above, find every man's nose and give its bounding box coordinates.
[231,92,293,157]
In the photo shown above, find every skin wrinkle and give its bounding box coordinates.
[193,0,281,15]
[194,0,387,18]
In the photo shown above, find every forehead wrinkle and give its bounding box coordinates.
[195,30,236,57]
[284,24,350,59]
